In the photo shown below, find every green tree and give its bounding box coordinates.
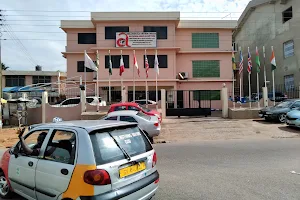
[1,63,9,70]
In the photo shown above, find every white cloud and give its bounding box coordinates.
[0,0,250,71]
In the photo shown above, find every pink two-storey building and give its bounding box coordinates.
[61,12,237,109]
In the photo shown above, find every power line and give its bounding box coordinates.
[3,10,243,13]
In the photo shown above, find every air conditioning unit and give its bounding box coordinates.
[178,72,188,80]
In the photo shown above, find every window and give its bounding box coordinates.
[61,98,80,106]
[283,40,294,58]
[284,74,294,90]
[193,90,221,101]
[120,116,137,123]
[44,130,76,165]
[192,33,219,48]
[114,106,127,111]
[136,112,151,121]
[18,130,49,157]
[282,7,292,23]
[5,75,25,87]
[291,101,300,108]
[143,55,168,68]
[192,60,220,77]
[77,61,95,72]
[32,76,51,84]
[78,33,96,44]
[105,116,118,120]
[105,26,129,39]
[128,106,140,111]
[105,55,129,68]
[90,126,152,165]
[143,26,167,39]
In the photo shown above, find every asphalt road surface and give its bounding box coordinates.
[2,138,300,200]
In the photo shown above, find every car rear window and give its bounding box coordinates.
[90,126,153,165]
[136,111,151,121]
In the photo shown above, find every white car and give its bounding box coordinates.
[132,99,157,105]
[52,96,106,107]
[101,110,160,143]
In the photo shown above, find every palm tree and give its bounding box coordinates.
[1,63,9,70]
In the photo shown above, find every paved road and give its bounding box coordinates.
[3,139,300,200]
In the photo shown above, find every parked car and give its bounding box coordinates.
[109,102,162,123]
[286,108,300,127]
[258,99,300,122]
[132,99,157,105]
[102,110,160,143]
[0,120,159,199]
[52,96,106,107]
[258,92,288,102]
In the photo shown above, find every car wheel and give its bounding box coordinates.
[278,114,286,123]
[0,171,13,199]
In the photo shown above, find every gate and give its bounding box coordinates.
[166,90,212,117]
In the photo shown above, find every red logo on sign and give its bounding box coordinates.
[116,32,131,47]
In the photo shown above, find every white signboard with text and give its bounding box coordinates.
[116,32,157,48]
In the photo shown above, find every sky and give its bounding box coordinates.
[0,0,251,72]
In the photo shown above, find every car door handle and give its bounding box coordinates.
[61,168,69,175]
[28,161,33,167]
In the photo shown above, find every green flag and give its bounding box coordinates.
[108,50,112,75]
[255,46,261,73]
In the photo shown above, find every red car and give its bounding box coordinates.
[108,102,162,122]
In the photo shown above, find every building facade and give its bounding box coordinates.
[61,12,236,108]
[234,0,299,96]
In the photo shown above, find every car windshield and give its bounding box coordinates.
[90,126,152,165]
[136,111,151,121]
[275,101,293,108]
[139,104,151,112]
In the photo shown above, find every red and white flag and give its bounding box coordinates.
[133,50,140,77]
[145,54,149,78]
[119,54,125,76]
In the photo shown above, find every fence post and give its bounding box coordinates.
[262,87,268,107]
[221,84,228,118]
[42,91,48,123]
[80,86,86,113]
[161,89,166,119]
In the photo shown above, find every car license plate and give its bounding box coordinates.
[119,162,146,178]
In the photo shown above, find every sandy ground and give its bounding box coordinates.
[155,117,300,143]
[0,117,299,148]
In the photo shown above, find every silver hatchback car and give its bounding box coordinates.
[0,120,159,200]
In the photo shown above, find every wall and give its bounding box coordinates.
[234,0,300,93]
[45,104,82,123]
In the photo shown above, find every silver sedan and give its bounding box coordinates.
[101,110,161,142]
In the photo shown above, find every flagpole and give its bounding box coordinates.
[108,50,111,104]
[257,72,260,108]
[271,46,275,106]
[145,49,148,108]
[84,50,87,91]
[263,46,266,87]
[239,47,242,108]
[155,49,158,110]
[248,47,252,109]
[121,50,124,102]
[96,50,99,112]
[232,46,235,109]
[133,50,136,102]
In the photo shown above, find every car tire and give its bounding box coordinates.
[0,171,14,199]
[278,114,286,123]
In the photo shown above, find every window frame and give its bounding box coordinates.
[105,26,129,39]
[32,76,52,85]
[192,33,220,48]
[105,55,130,69]
[143,26,168,39]
[192,60,220,78]
[282,6,293,23]
[43,128,77,165]
[78,33,96,44]
[283,40,294,58]
[77,61,95,72]
[5,75,25,87]
[105,116,118,121]
[143,55,168,68]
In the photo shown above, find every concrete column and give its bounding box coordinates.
[42,91,48,123]
[262,87,268,107]
[80,89,86,113]
[221,86,228,118]
[174,85,178,108]
[122,86,127,102]
[161,89,166,119]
